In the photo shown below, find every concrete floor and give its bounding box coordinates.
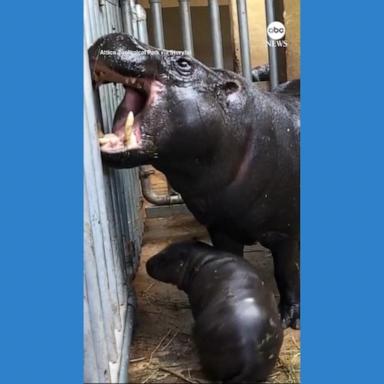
[128,213,300,383]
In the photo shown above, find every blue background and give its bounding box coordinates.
[0,1,383,383]
[0,1,83,382]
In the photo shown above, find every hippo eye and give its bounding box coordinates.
[177,58,191,69]
[175,57,192,75]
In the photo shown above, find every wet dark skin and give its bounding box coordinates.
[146,241,283,383]
[88,33,300,329]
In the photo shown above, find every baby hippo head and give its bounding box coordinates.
[146,241,197,287]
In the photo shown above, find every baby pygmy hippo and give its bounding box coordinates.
[146,241,283,383]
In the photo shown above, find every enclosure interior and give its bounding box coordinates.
[84,1,300,383]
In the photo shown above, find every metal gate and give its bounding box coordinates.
[84,1,144,383]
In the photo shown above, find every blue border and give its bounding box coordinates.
[302,1,384,383]
[1,1,384,383]
[0,2,83,383]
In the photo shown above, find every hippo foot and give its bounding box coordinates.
[280,302,300,329]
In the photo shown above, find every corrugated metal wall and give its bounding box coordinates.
[84,1,144,383]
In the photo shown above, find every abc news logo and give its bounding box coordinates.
[266,22,288,48]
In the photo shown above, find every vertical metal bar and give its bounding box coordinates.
[84,191,111,383]
[84,260,102,383]
[208,0,224,68]
[130,0,139,39]
[84,112,119,365]
[111,0,123,33]
[105,4,121,127]
[102,172,126,318]
[84,0,96,44]
[149,0,165,48]
[85,41,121,363]
[114,170,134,276]
[147,1,183,204]
[136,4,149,44]
[236,0,252,81]
[265,0,287,89]
[178,0,194,55]
[118,293,136,384]
[121,0,134,35]
[93,87,128,299]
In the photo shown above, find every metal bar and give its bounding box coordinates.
[111,0,123,33]
[84,0,96,44]
[110,3,143,273]
[147,2,184,204]
[116,170,136,276]
[149,0,165,48]
[178,0,194,55]
[118,292,136,384]
[140,167,183,205]
[236,0,252,81]
[102,171,126,321]
[84,109,119,365]
[85,52,122,344]
[84,260,102,383]
[130,0,139,39]
[208,0,224,68]
[121,0,134,35]
[84,189,111,383]
[105,170,127,281]
[136,4,149,44]
[265,0,287,89]
[93,86,128,296]
[105,4,122,127]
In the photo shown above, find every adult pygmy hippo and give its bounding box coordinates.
[252,63,270,82]
[88,33,300,328]
[146,241,283,383]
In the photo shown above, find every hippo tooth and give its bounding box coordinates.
[99,133,120,146]
[131,78,137,85]
[99,137,110,145]
[124,111,134,144]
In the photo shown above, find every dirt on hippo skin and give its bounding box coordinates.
[128,214,300,384]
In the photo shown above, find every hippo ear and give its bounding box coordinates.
[222,80,240,96]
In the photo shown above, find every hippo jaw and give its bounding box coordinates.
[89,40,167,166]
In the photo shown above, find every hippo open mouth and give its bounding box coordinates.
[93,62,164,155]
[99,81,146,153]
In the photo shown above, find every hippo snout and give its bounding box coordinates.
[145,257,156,278]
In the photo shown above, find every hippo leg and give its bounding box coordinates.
[208,228,244,256]
[270,238,300,329]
